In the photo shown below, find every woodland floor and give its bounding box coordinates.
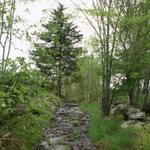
[36,103,97,150]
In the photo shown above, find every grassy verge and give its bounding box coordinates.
[137,125,150,150]
[0,89,62,150]
[80,102,137,150]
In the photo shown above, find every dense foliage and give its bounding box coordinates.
[76,0,150,115]
[0,57,61,149]
[113,0,150,108]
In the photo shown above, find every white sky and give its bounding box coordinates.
[9,0,94,59]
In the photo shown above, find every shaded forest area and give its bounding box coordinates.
[0,0,150,150]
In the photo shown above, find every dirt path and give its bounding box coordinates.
[36,103,96,150]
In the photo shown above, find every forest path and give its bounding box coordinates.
[36,103,97,150]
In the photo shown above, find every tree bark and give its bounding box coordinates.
[128,87,138,107]
[142,79,150,109]
[57,77,62,97]
[102,96,111,116]
[128,90,135,106]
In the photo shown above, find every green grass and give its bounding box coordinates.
[138,125,150,150]
[80,102,137,150]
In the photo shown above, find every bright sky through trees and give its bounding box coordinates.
[6,0,94,59]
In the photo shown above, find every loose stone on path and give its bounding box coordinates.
[36,103,96,150]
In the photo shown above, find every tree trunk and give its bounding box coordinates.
[102,77,111,116]
[128,91,134,106]
[102,96,111,116]
[128,88,137,106]
[135,80,140,107]
[142,79,149,109]
[57,77,62,97]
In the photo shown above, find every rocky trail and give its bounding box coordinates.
[36,103,97,150]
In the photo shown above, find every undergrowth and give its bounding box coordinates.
[0,89,61,150]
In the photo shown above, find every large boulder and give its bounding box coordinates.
[125,107,140,117]
[110,103,146,121]
[124,107,146,121]
[129,112,145,121]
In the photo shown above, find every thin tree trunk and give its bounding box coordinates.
[57,77,62,97]
[102,77,111,116]
[142,79,150,109]
[135,80,140,107]
[128,90,134,106]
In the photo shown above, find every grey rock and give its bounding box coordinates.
[129,112,145,120]
[49,136,64,144]
[39,141,50,150]
[126,107,140,117]
[71,107,83,115]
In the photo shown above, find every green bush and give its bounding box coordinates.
[0,91,61,150]
[0,57,62,150]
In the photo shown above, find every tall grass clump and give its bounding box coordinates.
[80,102,137,150]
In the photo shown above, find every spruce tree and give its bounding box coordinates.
[31,4,82,96]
